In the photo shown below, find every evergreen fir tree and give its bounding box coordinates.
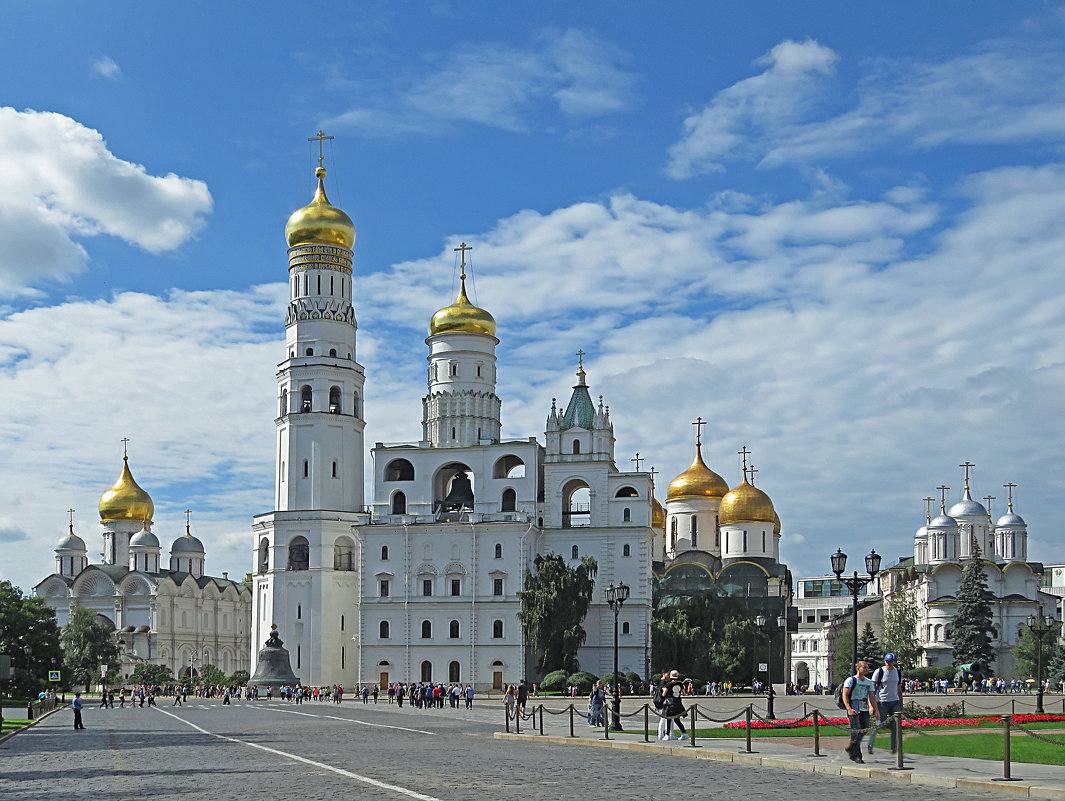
[856,622,882,666]
[951,547,996,671]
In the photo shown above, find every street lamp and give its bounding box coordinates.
[606,582,630,731]
[755,614,787,719]
[831,548,882,671]
[1024,611,1062,715]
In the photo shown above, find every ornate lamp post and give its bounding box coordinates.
[755,614,787,719]
[1025,612,1062,715]
[606,582,630,731]
[831,548,882,670]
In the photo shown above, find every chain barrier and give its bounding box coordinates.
[749,710,818,729]
[1010,718,1065,747]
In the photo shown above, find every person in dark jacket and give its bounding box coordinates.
[662,670,688,741]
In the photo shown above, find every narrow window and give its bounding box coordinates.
[317,274,321,294]
[623,543,630,557]
[392,492,406,515]
[340,615,345,631]
[297,645,301,668]
[330,275,334,295]
[421,620,432,639]
[329,348,337,357]
[381,545,389,561]
[301,385,312,412]
[449,620,459,639]
[305,347,313,356]
[303,460,309,478]
[501,488,516,512]
[623,507,630,522]
[477,365,482,376]
[493,578,503,596]
[332,460,338,478]
[622,621,630,635]
[297,604,302,619]
[380,579,389,597]
[380,620,389,638]
[572,440,581,454]
[571,545,579,559]
[451,578,460,596]
[743,530,748,550]
[341,646,345,669]
[451,427,456,439]
[329,386,341,413]
[494,543,502,559]
[493,619,503,638]
[671,518,677,536]
[423,579,432,597]
[762,531,766,552]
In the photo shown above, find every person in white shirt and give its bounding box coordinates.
[868,653,902,755]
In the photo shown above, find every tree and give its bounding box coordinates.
[951,551,996,671]
[857,622,882,666]
[128,663,173,688]
[1013,626,1065,681]
[829,626,855,684]
[651,591,754,683]
[881,584,923,670]
[62,608,120,690]
[198,664,228,687]
[0,581,63,698]
[517,553,597,674]
[229,670,251,687]
[1047,646,1065,684]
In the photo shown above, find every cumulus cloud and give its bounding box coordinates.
[91,56,121,79]
[323,29,635,135]
[668,36,1065,176]
[0,107,213,290]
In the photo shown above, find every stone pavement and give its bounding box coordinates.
[497,704,1065,800]
[0,697,1012,801]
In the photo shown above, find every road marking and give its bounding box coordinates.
[155,708,442,801]
[259,705,437,735]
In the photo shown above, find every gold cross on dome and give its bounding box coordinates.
[184,509,192,533]
[632,453,643,471]
[453,242,472,280]
[737,445,751,473]
[923,497,935,522]
[67,508,75,526]
[649,466,658,487]
[748,464,759,485]
[937,485,950,512]
[121,437,130,458]
[692,416,706,445]
[576,349,585,370]
[959,461,976,488]
[1003,482,1017,511]
[308,130,334,167]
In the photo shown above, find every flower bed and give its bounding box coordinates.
[723,713,1065,729]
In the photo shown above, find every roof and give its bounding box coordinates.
[560,383,595,430]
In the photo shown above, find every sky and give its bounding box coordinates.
[2,1,1065,595]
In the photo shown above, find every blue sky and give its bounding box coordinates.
[2,1,1065,594]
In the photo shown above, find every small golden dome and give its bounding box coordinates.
[667,444,729,500]
[285,167,356,250]
[652,496,666,530]
[428,278,497,337]
[719,478,775,525]
[773,510,781,535]
[99,457,154,523]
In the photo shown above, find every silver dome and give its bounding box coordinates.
[929,514,958,528]
[914,525,928,540]
[996,512,1026,527]
[171,533,205,554]
[55,531,86,551]
[130,529,160,548]
[949,498,987,518]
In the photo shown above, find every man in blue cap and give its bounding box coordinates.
[869,653,902,755]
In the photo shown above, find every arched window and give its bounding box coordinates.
[501,488,516,512]
[494,543,502,559]
[622,621,630,635]
[334,537,354,571]
[623,543,630,557]
[305,347,313,356]
[297,604,302,619]
[493,455,526,479]
[671,518,677,536]
[332,460,338,478]
[381,545,389,561]
[691,516,698,548]
[421,620,432,639]
[492,619,504,638]
[329,386,341,414]
[421,660,432,682]
[329,348,337,357]
[353,391,359,417]
[571,545,579,559]
[449,620,459,639]
[280,389,287,417]
[288,537,309,571]
[303,459,309,478]
[258,538,269,574]
[449,661,461,682]
[572,440,581,454]
[300,385,312,412]
[615,486,638,497]
[379,620,389,639]
[391,492,406,515]
[385,459,414,481]
[622,507,630,522]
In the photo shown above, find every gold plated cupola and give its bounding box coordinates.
[428,242,497,337]
[99,442,154,523]
[667,417,728,500]
[285,131,356,250]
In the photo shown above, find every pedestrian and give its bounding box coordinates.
[653,672,669,740]
[99,691,108,709]
[504,684,517,719]
[588,681,605,727]
[516,679,529,715]
[868,653,902,755]
[72,692,85,730]
[465,684,474,709]
[842,661,877,763]
[662,670,688,740]
[372,685,379,704]
[173,688,183,706]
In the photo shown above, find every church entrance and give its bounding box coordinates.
[380,671,388,688]
[421,660,432,682]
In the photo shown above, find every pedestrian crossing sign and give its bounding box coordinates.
[48,669,61,682]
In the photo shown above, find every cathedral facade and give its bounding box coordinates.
[35,456,252,681]
[251,160,655,689]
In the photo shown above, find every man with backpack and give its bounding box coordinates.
[841,661,877,763]
[868,653,902,755]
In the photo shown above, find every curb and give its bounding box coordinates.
[493,732,1065,799]
[0,704,67,746]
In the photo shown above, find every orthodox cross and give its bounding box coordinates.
[632,453,643,471]
[184,509,192,534]
[923,497,935,523]
[937,485,950,513]
[692,416,706,445]
[454,241,472,280]
[67,508,75,526]
[748,464,759,485]
[649,466,658,488]
[737,445,751,475]
[959,461,976,489]
[576,349,585,370]
[121,437,130,458]
[983,496,995,519]
[308,130,333,167]
[1003,482,1017,511]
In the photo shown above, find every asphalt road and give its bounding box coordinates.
[0,698,1001,801]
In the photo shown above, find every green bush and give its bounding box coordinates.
[540,670,570,692]
[625,671,642,689]
[906,666,956,682]
[904,700,965,719]
[567,671,597,694]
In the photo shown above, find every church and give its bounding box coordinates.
[35,451,253,681]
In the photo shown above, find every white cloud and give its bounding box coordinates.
[91,56,121,80]
[0,107,213,291]
[668,36,1065,176]
[323,29,635,135]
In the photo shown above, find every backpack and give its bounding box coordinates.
[652,683,664,710]
[871,666,902,690]
[834,679,849,710]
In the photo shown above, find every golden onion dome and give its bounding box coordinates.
[719,478,776,525]
[773,510,781,535]
[651,496,666,530]
[99,457,154,523]
[285,166,356,250]
[428,278,497,337]
[666,444,729,500]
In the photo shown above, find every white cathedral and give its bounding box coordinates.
[251,158,658,690]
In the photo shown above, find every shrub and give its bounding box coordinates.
[904,701,965,719]
[540,670,570,693]
[906,666,955,682]
[567,671,598,694]
[625,671,642,688]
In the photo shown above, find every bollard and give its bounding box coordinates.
[744,705,753,753]
[505,705,510,733]
[961,699,965,716]
[889,712,911,771]
[803,701,808,718]
[1011,699,1016,716]
[540,706,545,735]
[569,704,575,738]
[643,704,649,743]
[603,710,610,740]
[689,707,697,747]
[811,710,822,757]
[27,701,34,720]
[992,716,1020,782]
[515,706,520,734]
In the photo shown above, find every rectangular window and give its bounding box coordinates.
[423,579,432,597]
[493,578,503,596]
[451,578,461,596]
[380,579,389,597]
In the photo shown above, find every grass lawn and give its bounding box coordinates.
[618,721,1065,739]
[1,718,32,734]
[903,732,1065,765]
